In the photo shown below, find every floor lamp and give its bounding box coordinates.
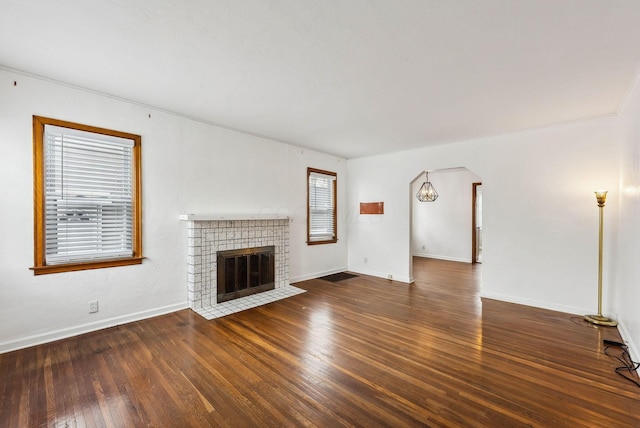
[584,190,617,327]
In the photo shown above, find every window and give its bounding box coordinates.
[31,116,143,275]
[307,167,337,245]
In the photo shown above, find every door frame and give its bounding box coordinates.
[472,182,482,264]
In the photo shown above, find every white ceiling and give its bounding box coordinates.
[3,1,640,159]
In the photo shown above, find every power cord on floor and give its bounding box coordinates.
[603,339,640,388]
[568,316,639,386]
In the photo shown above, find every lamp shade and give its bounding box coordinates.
[594,190,607,207]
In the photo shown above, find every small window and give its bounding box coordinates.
[31,116,143,275]
[307,167,337,245]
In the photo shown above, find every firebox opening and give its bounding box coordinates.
[217,245,275,303]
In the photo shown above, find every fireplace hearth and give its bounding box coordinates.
[217,245,275,303]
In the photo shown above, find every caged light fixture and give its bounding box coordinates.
[416,171,439,202]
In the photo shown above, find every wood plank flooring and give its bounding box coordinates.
[1,257,639,427]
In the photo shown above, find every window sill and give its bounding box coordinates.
[307,239,338,246]
[30,257,145,275]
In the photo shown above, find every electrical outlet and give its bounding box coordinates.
[89,300,98,313]
[387,274,393,280]
[364,257,368,263]
[422,245,425,250]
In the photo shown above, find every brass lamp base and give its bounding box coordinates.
[584,314,618,327]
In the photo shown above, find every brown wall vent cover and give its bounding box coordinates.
[360,202,384,215]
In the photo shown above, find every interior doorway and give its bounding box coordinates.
[472,182,483,264]
[410,167,482,281]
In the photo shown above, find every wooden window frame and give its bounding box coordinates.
[307,167,337,245]
[30,116,143,275]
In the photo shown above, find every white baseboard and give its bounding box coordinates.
[412,253,472,263]
[616,320,639,364]
[479,291,588,316]
[289,266,349,284]
[347,267,412,284]
[0,302,188,354]
[294,262,436,285]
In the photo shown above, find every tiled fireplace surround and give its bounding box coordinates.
[183,215,303,319]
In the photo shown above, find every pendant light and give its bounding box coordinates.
[416,171,438,202]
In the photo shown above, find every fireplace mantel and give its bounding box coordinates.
[180,214,290,221]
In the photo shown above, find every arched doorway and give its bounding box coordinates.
[409,167,483,280]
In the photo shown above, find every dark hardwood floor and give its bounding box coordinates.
[1,257,639,427]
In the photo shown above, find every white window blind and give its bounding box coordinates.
[44,125,135,264]
[309,171,336,242]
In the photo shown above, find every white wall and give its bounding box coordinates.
[614,70,640,359]
[411,168,481,262]
[347,117,620,316]
[0,69,347,352]
[3,65,636,356]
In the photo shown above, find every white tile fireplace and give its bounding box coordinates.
[181,214,304,319]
